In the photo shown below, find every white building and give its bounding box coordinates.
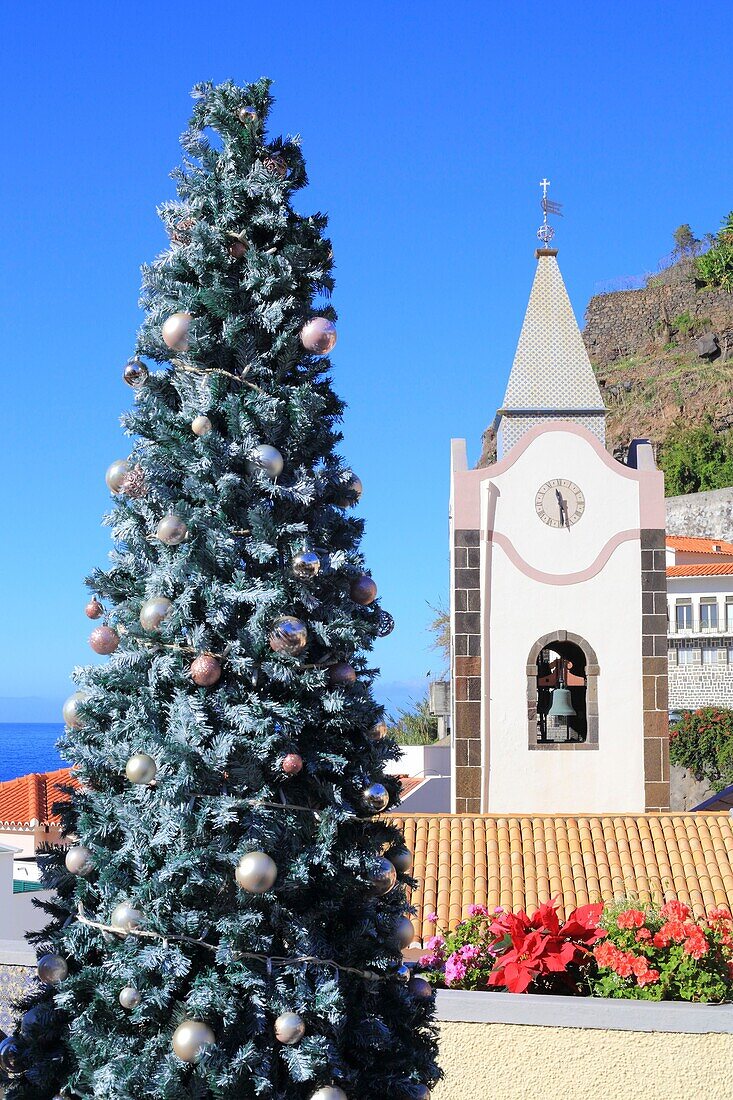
[449,247,669,815]
[667,535,733,708]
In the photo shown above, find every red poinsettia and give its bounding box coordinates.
[487,900,603,993]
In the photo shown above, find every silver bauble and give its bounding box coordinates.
[172,1019,215,1063]
[123,359,149,388]
[65,845,93,877]
[350,575,378,605]
[0,1037,22,1077]
[191,414,212,436]
[139,596,173,632]
[238,105,259,124]
[274,1011,306,1045]
[292,550,321,579]
[413,1087,431,1100]
[395,963,411,983]
[408,975,433,1000]
[161,311,193,351]
[336,471,363,507]
[368,857,397,896]
[396,916,415,948]
[387,846,413,874]
[366,721,388,742]
[361,782,390,814]
[235,851,278,893]
[111,901,144,933]
[62,691,89,730]
[311,1089,348,1100]
[248,443,284,479]
[119,986,142,1010]
[269,615,308,656]
[328,662,356,686]
[125,752,157,785]
[156,514,188,546]
[105,459,131,493]
[37,953,69,984]
[299,317,337,355]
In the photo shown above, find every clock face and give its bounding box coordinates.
[535,478,585,528]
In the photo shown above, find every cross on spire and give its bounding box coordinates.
[537,177,562,248]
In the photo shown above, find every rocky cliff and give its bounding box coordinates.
[583,260,733,458]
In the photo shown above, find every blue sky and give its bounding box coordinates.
[1,0,731,722]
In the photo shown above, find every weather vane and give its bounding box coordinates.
[537,177,563,247]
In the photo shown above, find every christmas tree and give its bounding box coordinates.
[4,79,439,1099]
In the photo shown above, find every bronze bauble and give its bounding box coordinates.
[190,654,222,687]
[350,575,378,605]
[90,626,119,655]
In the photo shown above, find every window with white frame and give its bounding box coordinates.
[700,598,719,631]
[702,647,717,665]
[675,600,693,631]
[678,648,696,665]
[726,598,733,632]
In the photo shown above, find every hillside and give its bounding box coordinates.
[583,259,733,461]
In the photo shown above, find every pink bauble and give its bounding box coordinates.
[85,598,103,620]
[190,654,222,687]
[282,753,303,776]
[300,317,337,355]
[350,576,378,606]
[328,662,356,686]
[90,626,119,655]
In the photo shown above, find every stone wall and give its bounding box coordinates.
[666,487,733,541]
[452,529,481,814]
[583,266,733,366]
[668,664,733,708]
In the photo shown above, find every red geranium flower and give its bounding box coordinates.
[617,908,645,930]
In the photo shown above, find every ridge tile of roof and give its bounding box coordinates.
[667,564,733,577]
[667,536,733,555]
[392,812,733,947]
[0,767,76,828]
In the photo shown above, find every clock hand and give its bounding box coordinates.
[555,488,568,527]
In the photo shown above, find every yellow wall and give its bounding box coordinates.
[434,1021,733,1100]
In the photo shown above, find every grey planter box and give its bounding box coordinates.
[435,988,733,1034]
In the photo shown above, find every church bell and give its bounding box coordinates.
[547,685,576,719]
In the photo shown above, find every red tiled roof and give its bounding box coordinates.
[399,776,425,800]
[394,812,733,946]
[666,536,733,555]
[0,768,76,828]
[667,564,733,577]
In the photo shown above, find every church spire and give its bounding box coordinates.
[496,247,606,459]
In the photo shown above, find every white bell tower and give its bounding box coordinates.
[449,230,669,815]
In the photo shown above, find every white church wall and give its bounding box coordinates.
[478,427,649,814]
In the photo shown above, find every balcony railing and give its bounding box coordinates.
[668,617,733,637]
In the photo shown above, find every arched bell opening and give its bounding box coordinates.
[527,631,600,750]
[537,640,587,742]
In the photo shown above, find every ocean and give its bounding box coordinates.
[0,724,67,782]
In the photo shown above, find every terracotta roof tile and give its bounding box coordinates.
[667,564,733,577]
[0,768,76,828]
[393,812,733,946]
[667,536,733,555]
[398,776,425,799]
